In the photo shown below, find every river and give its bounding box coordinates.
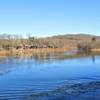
[0,52,100,100]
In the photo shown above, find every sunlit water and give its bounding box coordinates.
[0,53,100,99]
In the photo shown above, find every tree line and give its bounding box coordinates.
[0,34,63,50]
[0,33,98,51]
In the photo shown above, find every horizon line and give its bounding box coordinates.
[0,32,99,38]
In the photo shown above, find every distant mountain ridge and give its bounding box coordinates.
[48,33,95,39]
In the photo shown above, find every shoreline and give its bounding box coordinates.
[0,47,100,59]
[0,47,75,57]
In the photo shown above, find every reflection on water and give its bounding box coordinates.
[0,52,98,75]
[92,55,96,63]
[0,52,100,99]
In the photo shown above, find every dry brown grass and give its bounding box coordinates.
[2,44,100,58]
[5,46,75,57]
[91,49,100,52]
[0,50,10,58]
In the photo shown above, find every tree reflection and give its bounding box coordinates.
[91,55,95,63]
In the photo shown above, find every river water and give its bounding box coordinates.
[0,52,100,100]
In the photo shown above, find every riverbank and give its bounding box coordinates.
[0,46,75,57]
[0,50,10,58]
[91,49,100,52]
[1,46,100,59]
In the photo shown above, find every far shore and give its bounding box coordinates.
[0,33,100,58]
[0,46,75,57]
[0,46,100,59]
[91,49,100,52]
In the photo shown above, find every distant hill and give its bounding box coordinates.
[48,33,95,39]
[41,33,100,48]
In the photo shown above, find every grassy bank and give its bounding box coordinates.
[0,46,75,57]
[0,50,10,57]
[0,45,100,58]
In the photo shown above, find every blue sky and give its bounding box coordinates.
[0,0,100,37]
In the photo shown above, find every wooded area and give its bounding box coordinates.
[0,34,100,52]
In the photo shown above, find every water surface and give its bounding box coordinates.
[0,53,100,99]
